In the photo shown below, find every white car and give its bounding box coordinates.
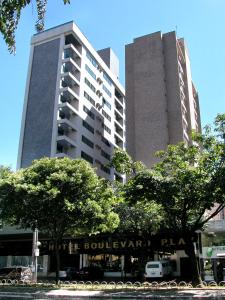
[144,260,172,278]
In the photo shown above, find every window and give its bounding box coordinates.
[85,78,96,93]
[82,135,94,148]
[102,98,111,110]
[101,150,110,161]
[83,105,95,120]
[103,84,112,97]
[86,51,98,68]
[85,64,96,80]
[83,120,94,134]
[102,109,111,122]
[102,123,111,134]
[103,72,112,86]
[81,151,93,164]
[101,164,111,174]
[101,136,111,147]
[84,91,95,106]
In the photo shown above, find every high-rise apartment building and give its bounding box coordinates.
[125,31,201,167]
[17,21,125,181]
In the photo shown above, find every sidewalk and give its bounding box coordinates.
[1,288,225,299]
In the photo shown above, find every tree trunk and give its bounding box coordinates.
[184,238,202,286]
[55,240,61,283]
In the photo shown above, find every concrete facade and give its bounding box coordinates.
[18,21,125,182]
[125,31,201,167]
[21,39,60,167]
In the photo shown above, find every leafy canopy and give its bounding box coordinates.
[124,114,225,235]
[0,157,119,239]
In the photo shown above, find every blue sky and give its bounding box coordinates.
[0,0,224,169]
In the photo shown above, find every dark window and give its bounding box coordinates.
[85,64,96,80]
[82,135,94,148]
[101,150,110,161]
[102,98,111,110]
[103,72,112,86]
[103,84,112,97]
[83,105,95,120]
[102,123,111,134]
[101,136,111,147]
[85,78,96,93]
[101,164,111,174]
[83,120,94,134]
[102,109,111,122]
[84,91,95,106]
[81,151,93,164]
[86,51,98,68]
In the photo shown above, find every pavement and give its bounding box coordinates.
[1,288,225,299]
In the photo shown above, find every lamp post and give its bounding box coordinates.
[32,224,40,283]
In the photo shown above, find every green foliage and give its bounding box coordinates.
[0,157,119,238]
[110,148,133,174]
[111,148,146,175]
[115,200,164,235]
[122,114,225,236]
[0,165,12,179]
[121,114,225,285]
[0,0,70,53]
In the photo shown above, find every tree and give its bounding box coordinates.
[0,165,12,178]
[122,114,225,285]
[111,114,225,285]
[110,147,146,176]
[115,201,164,236]
[0,157,119,281]
[0,0,70,54]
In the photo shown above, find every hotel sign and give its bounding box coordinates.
[43,237,186,254]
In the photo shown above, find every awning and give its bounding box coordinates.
[217,253,225,257]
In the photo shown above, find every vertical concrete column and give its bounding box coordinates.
[42,255,49,276]
[7,256,12,267]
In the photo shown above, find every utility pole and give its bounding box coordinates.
[32,224,40,283]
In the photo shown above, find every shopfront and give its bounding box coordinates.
[0,232,194,279]
[202,230,225,282]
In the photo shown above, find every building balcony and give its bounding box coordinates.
[64,36,82,66]
[61,72,80,95]
[57,117,78,132]
[115,123,124,138]
[65,34,82,53]
[114,133,123,148]
[56,134,77,149]
[63,47,81,68]
[56,144,76,159]
[115,98,124,115]
[62,58,81,81]
[55,152,71,159]
[60,86,79,107]
[115,89,124,105]
[114,111,123,127]
[58,101,79,118]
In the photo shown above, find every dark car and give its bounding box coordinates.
[73,266,104,280]
[65,267,78,280]
[0,266,32,281]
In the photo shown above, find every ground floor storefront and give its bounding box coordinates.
[201,226,225,282]
[0,232,196,280]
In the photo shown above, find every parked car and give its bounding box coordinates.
[144,260,172,279]
[72,266,104,280]
[65,267,78,280]
[0,266,32,281]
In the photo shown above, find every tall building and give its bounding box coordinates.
[17,21,125,181]
[125,31,201,167]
